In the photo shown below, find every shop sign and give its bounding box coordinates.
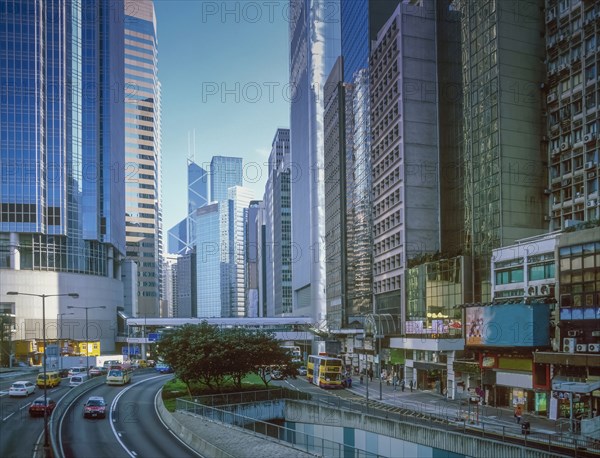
[481,355,496,368]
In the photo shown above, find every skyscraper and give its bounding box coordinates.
[167,159,209,254]
[210,156,243,203]
[263,128,293,317]
[0,0,125,352]
[124,0,162,318]
[289,0,341,325]
[455,0,547,301]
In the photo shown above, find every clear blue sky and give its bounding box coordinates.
[154,1,290,231]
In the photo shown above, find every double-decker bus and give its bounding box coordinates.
[106,362,132,386]
[306,355,344,389]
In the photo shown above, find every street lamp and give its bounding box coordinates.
[6,291,78,454]
[57,312,74,370]
[67,305,106,376]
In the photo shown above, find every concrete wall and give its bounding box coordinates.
[284,401,567,458]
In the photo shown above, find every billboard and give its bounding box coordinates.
[465,303,550,347]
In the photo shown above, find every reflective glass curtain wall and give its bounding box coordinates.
[0,0,124,275]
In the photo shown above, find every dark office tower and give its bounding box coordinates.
[454,0,547,301]
[124,0,161,318]
[0,0,125,352]
[341,0,401,82]
[324,58,350,330]
[210,156,243,203]
[263,129,293,317]
[544,1,600,227]
[289,0,341,325]
[246,200,262,318]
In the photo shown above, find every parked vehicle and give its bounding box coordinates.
[83,396,107,419]
[298,366,307,376]
[69,374,89,387]
[9,381,35,397]
[29,397,57,417]
[37,371,61,388]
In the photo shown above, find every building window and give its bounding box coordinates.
[495,267,524,285]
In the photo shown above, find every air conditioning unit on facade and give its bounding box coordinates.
[584,133,596,142]
[547,93,558,103]
[585,161,595,169]
[527,286,538,296]
[563,337,576,353]
[576,343,588,352]
[560,143,569,151]
[540,284,553,296]
[567,330,579,337]
[588,343,600,352]
[588,200,597,207]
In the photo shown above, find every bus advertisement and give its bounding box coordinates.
[106,362,133,386]
[307,355,344,389]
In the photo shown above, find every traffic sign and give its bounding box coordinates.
[148,333,160,342]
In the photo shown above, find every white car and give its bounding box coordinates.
[9,381,35,397]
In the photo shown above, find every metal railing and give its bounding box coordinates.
[176,397,383,458]
[177,389,600,457]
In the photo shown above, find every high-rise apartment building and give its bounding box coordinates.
[0,0,125,352]
[124,0,162,318]
[545,1,600,228]
[263,129,293,317]
[289,0,341,325]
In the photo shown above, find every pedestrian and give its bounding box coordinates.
[401,379,406,392]
[409,379,413,392]
[368,368,373,382]
[514,405,523,424]
[347,375,352,388]
[360,374,364,384]
[392,372,399,391]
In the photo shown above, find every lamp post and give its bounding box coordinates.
[57,312,74,370]
[67,305,106,376]
[6,291,78,455]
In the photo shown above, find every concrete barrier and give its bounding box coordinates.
[285,400,568,458]
[156,393,236,458]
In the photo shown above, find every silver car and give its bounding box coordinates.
[9,381,35,397]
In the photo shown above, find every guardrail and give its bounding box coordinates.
[180,389,600,458]
[49,376,106,458]
[176,397,384,458]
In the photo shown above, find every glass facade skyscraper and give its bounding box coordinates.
[124,0,162,318]
[0,0,125,352]
[210,156,243,203]
[290,0,341,325]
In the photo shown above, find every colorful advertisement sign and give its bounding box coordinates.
[465,303,550,347]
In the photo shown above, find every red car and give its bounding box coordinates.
[83,396,107,419]
[29,397,57,417]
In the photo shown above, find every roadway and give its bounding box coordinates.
[59,371,202,458]
[0,368,203,458]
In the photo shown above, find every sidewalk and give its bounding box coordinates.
[346,376,578,442]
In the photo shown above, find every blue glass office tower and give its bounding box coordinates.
[340,0,400,82]
[210,156,243,203]
[167,159,208,255]
[0,0,125,352]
